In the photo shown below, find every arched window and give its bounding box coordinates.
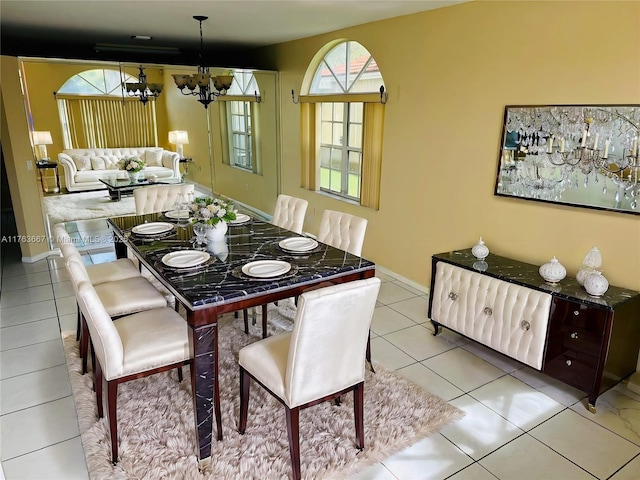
[299,41,385,208]
[219,70,262,174]
[56,68,159,149]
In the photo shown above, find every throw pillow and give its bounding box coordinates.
[71,155,91,171]
[145,148,163,167]
[90,156,106,170]
[105,155,120,170]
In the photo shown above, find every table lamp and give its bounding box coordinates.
[169,130,189,158]
[32,131,53,162]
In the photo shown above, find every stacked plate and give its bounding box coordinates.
[131,222,175,236]
[279,236,318,253]
[229,213,251,225]
[164,210,191,220]
[161,250,210,269]
[242,260,291,278]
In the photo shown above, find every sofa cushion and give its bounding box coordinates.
[90,155,120,170]
[145,148,164,167]
[71,155,91,171]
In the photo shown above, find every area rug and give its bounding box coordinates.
[63,307,464,480]
[43,190,136,225]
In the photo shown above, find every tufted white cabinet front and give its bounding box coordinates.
[431,262,552,370]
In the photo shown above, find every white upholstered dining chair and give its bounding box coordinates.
[242,194,309,337]
[317,209,368,256]
[271,194,308,234]
[238,277,381,480]
[133,183,195,214]
[67,259,191,464]
[62,242,168,375]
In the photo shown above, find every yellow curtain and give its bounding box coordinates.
[300,102,317,189]
[57,96,157,148]
[360,102,385,210]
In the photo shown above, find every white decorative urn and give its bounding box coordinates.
[539,256,566,284]
[471,237,489,260]
[582,246,602,269]
[584,271,609,297]
[576,267,598,286]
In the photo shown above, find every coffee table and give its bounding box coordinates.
[99,176,182,201]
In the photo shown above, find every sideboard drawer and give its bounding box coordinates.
[550,298,608,334]
[556,327,605,357]
[431,262,552,370]
[543,347,599,393]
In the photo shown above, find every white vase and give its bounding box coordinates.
[576,267,598,286]
[582,246,602,269]
[205,221,228,242]
[471,236,489,260]
[128,171,140,183]
[584,271,609,296]
[539,256,566,284]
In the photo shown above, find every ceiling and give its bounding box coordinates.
[1,0,467,66]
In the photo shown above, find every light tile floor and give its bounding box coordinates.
[1,216,640,480]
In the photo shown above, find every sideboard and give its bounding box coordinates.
[428,249,640,413]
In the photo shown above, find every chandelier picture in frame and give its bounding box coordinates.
[494,105,639,215]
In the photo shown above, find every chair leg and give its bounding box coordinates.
[80,315,89,374]
[178,367,183,382]
[366,332,375,374]
[174,300,180,314]
[107,379,119,464]
[261,304,268,339]
[238,367,250,434]
[243,309,249,334]
[285,406,301,480]
[354,382,364,450]
[75,304,81,341]
[95,360,104,418]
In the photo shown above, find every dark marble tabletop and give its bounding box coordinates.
[108,212,375,309]
[433,249,639,310]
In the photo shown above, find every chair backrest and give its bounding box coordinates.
[52,223,73,246]
[66,258,124,379]
[317,210,368,256]
[133,183,195,215]
[285,277,380,407]
[272,194,308,234]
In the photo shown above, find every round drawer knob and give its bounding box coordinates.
[570,332,579,339]
[521,320,531,331]
[566,359,572,366]
[573,310,580,316]
[448,291,458,301]
[483,307,493,316]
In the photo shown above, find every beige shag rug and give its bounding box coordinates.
[64,305,463,479]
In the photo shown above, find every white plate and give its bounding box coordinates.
[279,237,318,252]
[242,260,291,278]
[132,222,175,236]
[161,250,210,268]
[229,213,251,225]
[165,210,191,219]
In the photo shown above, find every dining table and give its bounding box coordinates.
[107,211,376,467]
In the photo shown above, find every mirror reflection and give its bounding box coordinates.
[495,105,640,214]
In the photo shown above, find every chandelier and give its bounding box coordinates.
[173,16,234,109]
[500,106,639,209]
[124,66,163,105]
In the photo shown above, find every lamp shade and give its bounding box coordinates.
[32,131,53,145]
[169,131,189,145]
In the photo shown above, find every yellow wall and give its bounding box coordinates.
[0,56,49,260]
[255,0,640,291]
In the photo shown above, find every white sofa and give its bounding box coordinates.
[58,147,180,192]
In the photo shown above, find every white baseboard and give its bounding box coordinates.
[21,249,59,264]
[376,264,429,295]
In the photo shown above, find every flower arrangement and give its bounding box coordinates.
[118,156,146,173]
[190,196,237,226]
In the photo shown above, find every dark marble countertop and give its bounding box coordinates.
[108,212,375,309]
[433,249,639,310]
